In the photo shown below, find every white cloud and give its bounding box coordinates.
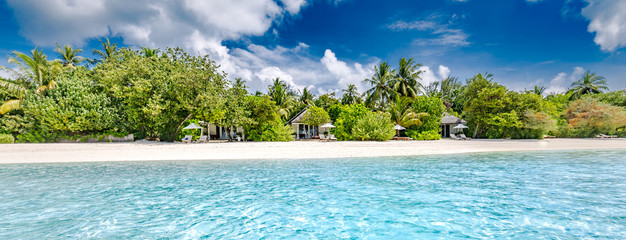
[581,0,626,52]
[6,0,386,94]
[320,49,375,94]
[387,18,470,47]
[281,0,307,14]
[255,66,300,89]
[4,0,309,90]
[437,65,450,79]
[544,66,585,94]
[418,66,439,86]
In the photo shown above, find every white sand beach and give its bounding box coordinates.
[1,138,625,164]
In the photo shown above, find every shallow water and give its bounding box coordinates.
[1,150,625,239]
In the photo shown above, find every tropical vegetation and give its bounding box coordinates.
[1,41,624,143]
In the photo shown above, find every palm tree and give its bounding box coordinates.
[54,43,85,67]
[388,97,429,136]
[141,47,160,58]
[568,70,609,100]
[440,76,462,100]
[268,78,294,119]
[364,62,396,110]
[532,85,546,96]
[92,38,118,60]
[5,47,60,94]
[299,87,315,106]
[392,57,423,98]
[341,84,361,105]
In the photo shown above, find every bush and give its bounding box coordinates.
[559,98,626,138]
[244,96,294,141]
[411,96,445,133]
[334,104,370,140]
[0,134,14,143]
[511,110,557,139]
[265,124,295,142]
[24,76,121,135]
[352,112,395,141]
[407,129,441,140]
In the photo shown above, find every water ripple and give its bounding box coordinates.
[0,150,625,239]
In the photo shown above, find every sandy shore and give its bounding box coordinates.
[1,138,625,164]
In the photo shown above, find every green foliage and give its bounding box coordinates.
[244,96,294,141]
[592,90,626,107]
[315,93,340,110]
[0,133,14,143]
[302,106,330,127]
[91,47,228,141]
[364,61,396,110]
[511,110,557,139]
[352,111,396,141]
[341,84,362,105]
[327,104,343,123]
[265,124,295,142]
[334,103,370,140]
[567,70,609,100]
[24,75,120,134]
[407,129,441,140]
[267,78,295,119]
[560,98,626,137]
[392,57,423,98]
[410,96,444,133]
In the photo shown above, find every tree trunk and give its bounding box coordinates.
[173,113,193,141]
[473,123,480,138]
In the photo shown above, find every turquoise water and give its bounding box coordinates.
[1,150,625,239]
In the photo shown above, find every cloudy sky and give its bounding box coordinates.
[1,0,625,94]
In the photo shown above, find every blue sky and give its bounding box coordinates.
[1,0,625,94]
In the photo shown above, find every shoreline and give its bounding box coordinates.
[2,138,625,164]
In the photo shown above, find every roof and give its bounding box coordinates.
[286,108,308,124]
[441,113,467,125]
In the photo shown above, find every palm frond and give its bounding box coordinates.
[0,99,22,115]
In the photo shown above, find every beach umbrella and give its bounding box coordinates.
[453,124,468,133]
[183,123,203,137]
[393,124,406,137]
[320,123,336,136]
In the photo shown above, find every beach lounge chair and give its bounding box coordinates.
[329,134,337,141]
[459,133,472,140]
[319,134,326,140]
[181,135,192,143]
[596,134,618,138]
[450,133,462,140]
[196,135,208,143]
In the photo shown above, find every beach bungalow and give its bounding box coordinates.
[201,122,245,141]
[440,113,467,138]
[286,108,319,140]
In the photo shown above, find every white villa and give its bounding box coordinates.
[286,108,319,140]
[440,113,467,138]
[204,123,245,140]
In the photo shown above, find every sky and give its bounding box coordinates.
[1,0,625,94]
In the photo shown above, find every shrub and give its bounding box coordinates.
[334,104,370,140]
[244,96,294,141]
[407,130,441,140]
[265,124,295,142]
[560,98,626,138]
[0,134,14,143]
[410,96,445,133]
[352,112,395,141]
[24,76,121,135]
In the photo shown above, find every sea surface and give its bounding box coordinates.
[0,150,625,239]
